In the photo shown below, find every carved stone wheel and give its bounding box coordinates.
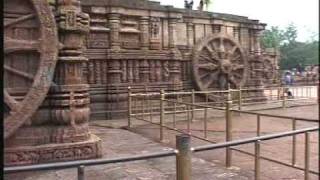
[4,0,58,139]
[262,57,275,83]
[193,34,248,92]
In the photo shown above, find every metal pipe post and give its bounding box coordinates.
[282,87,286,108]
[238,87,242,111]
[160,90,165,141]
[128,87,132,128]
[176,134,192,180]
[277,87,281,100]
[78,165,85,180]
[187,105,191,134]
[226,89,233,167]
[173,102,176,129]
[254,140,261,180]
[191,89,195,122]
[257,115,261,136]
[204,107,208,139]
[317,85,319,103]
[304,132,310,180]
[142,95,145,120]
[292,118,296,166]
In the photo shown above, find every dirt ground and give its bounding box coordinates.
[128,105,319,180]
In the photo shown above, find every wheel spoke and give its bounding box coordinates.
[5,13,35,28]
[232,64,244,71]
[232,72,243,79]
[228,76,238,86]
[4,90,20,112]
[231,54,241,62]
[198,63,218,71]
[204,45,214,53]
[5,38,40,54]
[228,46,238,59]
[200,72,210,79]
[4,65,34,81]
[203,71,219,89]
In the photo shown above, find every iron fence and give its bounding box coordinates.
[4,127,318,180]
[5,85,319,180]
[127,85,319,179]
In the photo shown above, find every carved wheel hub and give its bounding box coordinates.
[193,34,247,91]
[4,0,58,139]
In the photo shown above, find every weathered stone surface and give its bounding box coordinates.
[4,0,101,166]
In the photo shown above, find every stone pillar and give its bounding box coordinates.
[254,30,262,55]
[186,21,194,49]
[233,27,240,42]
[51,0,101,158]
[249,29,255,53]
[109,13,121,50]
[168,18,177,50]
[140,16,149,50]
[4,0,102,166]
[212,19,224,34]
[240,25,249,50]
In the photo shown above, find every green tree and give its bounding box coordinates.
[261,26,284,48]
[262,24,319,70]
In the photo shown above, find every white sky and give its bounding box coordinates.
[157,0,319,42]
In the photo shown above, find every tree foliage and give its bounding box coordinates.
[261,23,319,70]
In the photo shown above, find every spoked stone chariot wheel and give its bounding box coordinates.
[192,34,248,101]
[4,0,58,139]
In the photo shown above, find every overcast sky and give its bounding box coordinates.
[157,0,319,42]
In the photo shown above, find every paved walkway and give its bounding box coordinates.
[5,127,252,180]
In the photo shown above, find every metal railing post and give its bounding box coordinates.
[292,118,296,166]
[238,86,242,111]
[187,105,191,134]
[160,89,165,142]
[254,140,261,180]
[282,87,286,108]
[128,87,132,128]
[277,87,281,100]
[142,93,145,120]
[226,89,233,167]
[176,134,192,180]
[304,132,310,180]
[317,85,319,103]
[257,115,261,136]
[204,107,208,139]
[191,89,195,122]
[78,165,85,180]
[173,102,177,129]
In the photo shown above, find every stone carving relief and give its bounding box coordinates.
[149,17,161,50]
[120,16,140,49]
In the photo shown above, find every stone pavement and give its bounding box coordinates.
[128,105,319,180]
[5,127,252,180]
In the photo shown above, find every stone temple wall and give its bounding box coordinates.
[79,0,279,120]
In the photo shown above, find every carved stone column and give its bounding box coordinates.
[249,29,255,53]
[50,0,101,159]
[186,21,194,49]
[240,25,249,50]
[4,0,102,166]
[109,13,121,50]
[254,30,262,55]
[140,16,149,50]
[168,18,177,50]
[233,27,240,42]
[149,17,161,50]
